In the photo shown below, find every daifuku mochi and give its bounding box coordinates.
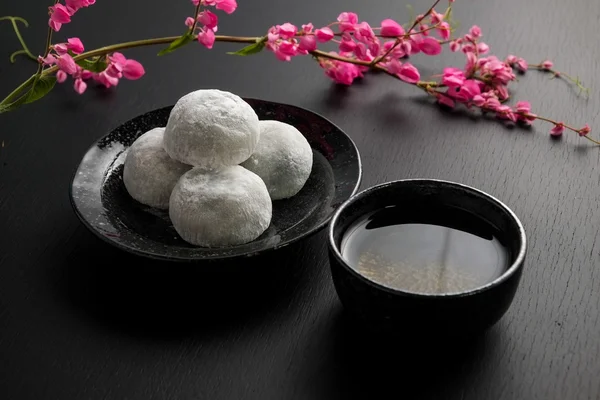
[169,165,272,247]
[123,127,191,209]
[163,89,260,168]
[241,120,313,200]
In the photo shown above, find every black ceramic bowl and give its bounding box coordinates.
[328,179,526,335]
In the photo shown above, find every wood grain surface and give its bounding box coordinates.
[1,0,599,399]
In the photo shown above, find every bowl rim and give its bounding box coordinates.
[327,178,527,298]
[69,98,363,261]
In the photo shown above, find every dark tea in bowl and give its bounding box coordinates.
[328,179,526,335]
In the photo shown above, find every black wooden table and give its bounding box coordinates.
[1,0,599,399]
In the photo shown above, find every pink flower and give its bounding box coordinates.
[399,40,412,55]
[122,59,145,80]
[94,71,119,88]
[442,67,465,87]
[385,59,403,75]
[215,0,237,14]
[505,55,517,64]
[419,37,442,55]
[419,24,430,36]
[495,85,509,101]
[448,79,481,102]
[39,54,56,65]
[369,40,381,57]
[461,43,475,53]
[299,35,317,52]
[397,63,420,83]
[301,23,314,34]
[53,43,68,55]
[550,122,564,136]
[516,57,528,72]
[185,17,195,27]
[65,0,95,13]
[485,97,501,110]
[464,52,477,73]
[105,61,122,78]
[353,43,370,61]
[449,40,460,52]
[472,94,485,107]
[48,3,72,32]
[56,70,68,83]
[354,22,375,43]
[337,12,358,32]
[477,42,489,55]
[541,60,553,70]
[409,34,424,54]
[197,28,216,49]
[315,27,334,42]
[515,101,531,114]
[380,19,405,37]
[514,101,536,125]
[339,35,357,52]
[469,25,482,39]
[430,9,445,25]
[198,10,218,29]
[320,56,363,85]
[57,54,77,75]
[74,78,87,94]
[67,37,84,54]
[278,23,297,39]
[437,22,451,40]
[109,52,127,66]
[267,26,279,43]
[438,94,455,108]
[578,124,591,136]
[495,105,517,122]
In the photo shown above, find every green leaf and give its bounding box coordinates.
[75,56,108,73]
[24,75,56,104]
[0,93,28,113]
[158,33,194,56]
[227,41,265,56]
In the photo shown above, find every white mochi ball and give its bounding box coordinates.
[163,89,260,168]
[123,127,191,209]
[240,120,313,200]
[169,165,272,247]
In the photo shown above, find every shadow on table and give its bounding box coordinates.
[311,308,500,400]
[55,231,323,341]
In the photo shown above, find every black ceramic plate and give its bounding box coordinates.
[70,98,362,261]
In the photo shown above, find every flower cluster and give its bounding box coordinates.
[39,38,144,93]
[48,0,95,31]
[2,0,595,142]
[186,0,238,49]
[264,9,450,86]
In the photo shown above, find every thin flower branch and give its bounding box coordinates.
[528,61,591,97]
[0,16,37,62]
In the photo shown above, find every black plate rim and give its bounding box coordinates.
[69,98,363,261]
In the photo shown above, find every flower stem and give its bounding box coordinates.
[38,1,60,75]
[40,35,259,76]
[528,64,590,96]
[190,2,202,33]
[373,0,446,64]
[0,73,36,105]
[0,16,37,62]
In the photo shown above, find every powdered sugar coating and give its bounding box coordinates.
[163,89,260,168]
[169,165,272,247]
[123,127,191,209]
[241,120,313,200]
